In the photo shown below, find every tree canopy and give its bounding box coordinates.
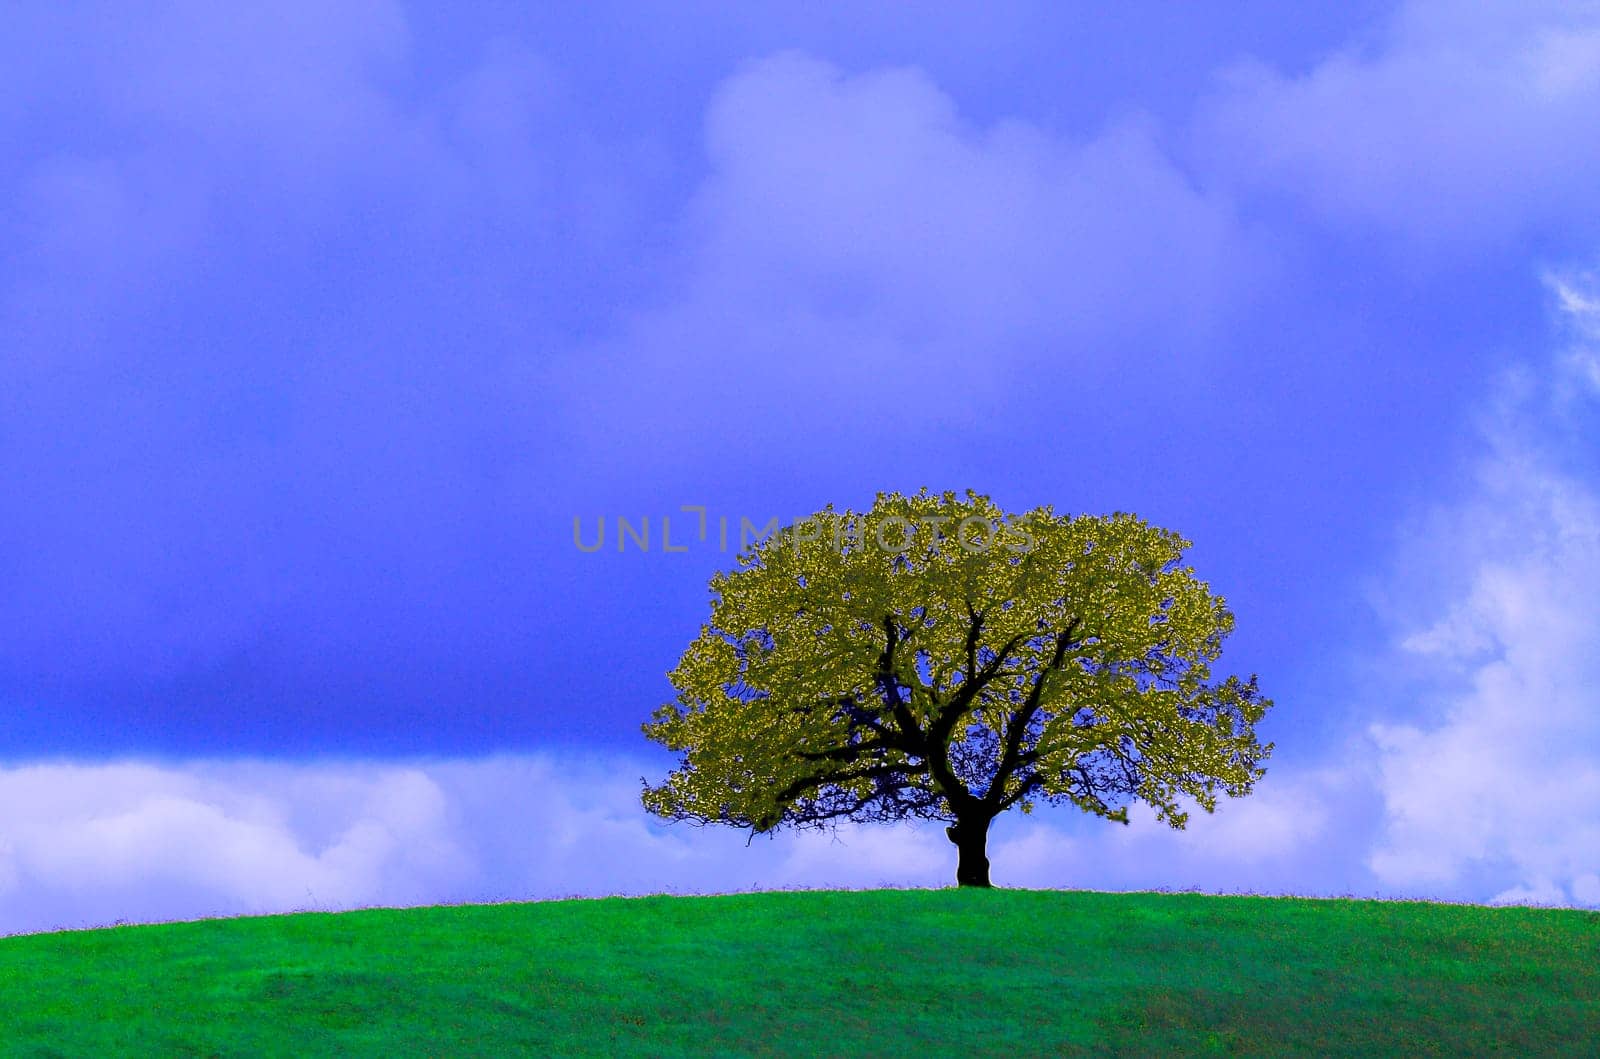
[640,488,1273,886]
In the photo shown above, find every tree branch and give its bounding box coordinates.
[795,737,902,763]
[986,617,1082,808]
[996,771,1041,811]
[876,614,927,752]
[964,599,985,694]
[773,760,911,806]
[791,693,902,750]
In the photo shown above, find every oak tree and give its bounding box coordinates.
[640,489,1273,887]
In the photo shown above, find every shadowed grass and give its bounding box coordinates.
[0,888,1595,1056]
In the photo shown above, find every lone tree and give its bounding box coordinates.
[640,489,1273,888]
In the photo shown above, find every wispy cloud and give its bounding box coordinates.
[1361,267,1600,907]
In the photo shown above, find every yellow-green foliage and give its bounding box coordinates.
[642,488,1272,839]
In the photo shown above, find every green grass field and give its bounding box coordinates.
[1,887,1595,1056]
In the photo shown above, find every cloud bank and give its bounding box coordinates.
[0,748,1361,937]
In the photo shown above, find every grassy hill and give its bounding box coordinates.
[0,887,1595,1056]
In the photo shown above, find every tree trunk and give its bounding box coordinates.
[946,818,993,888]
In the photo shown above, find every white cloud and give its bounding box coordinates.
[1139,768,1366,888]
[543,51,1273,480]
[1168,771,1336,865]
[0,748,1366,936]
[1550,272,1600,322]
[1488,879,1570,907]
[1196,1,1600,257]
[692,52,1253,350]
[1547,268,1600,397]
[1362,271,1600,908]
[0,753,984,935]
[769,820,950,889]
[0,760,477,931]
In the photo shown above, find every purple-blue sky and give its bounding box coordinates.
[3,1,1600,933]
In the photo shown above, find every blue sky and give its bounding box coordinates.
[3,0,1600,933]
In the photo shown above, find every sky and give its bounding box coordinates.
[2,0,1599,934]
